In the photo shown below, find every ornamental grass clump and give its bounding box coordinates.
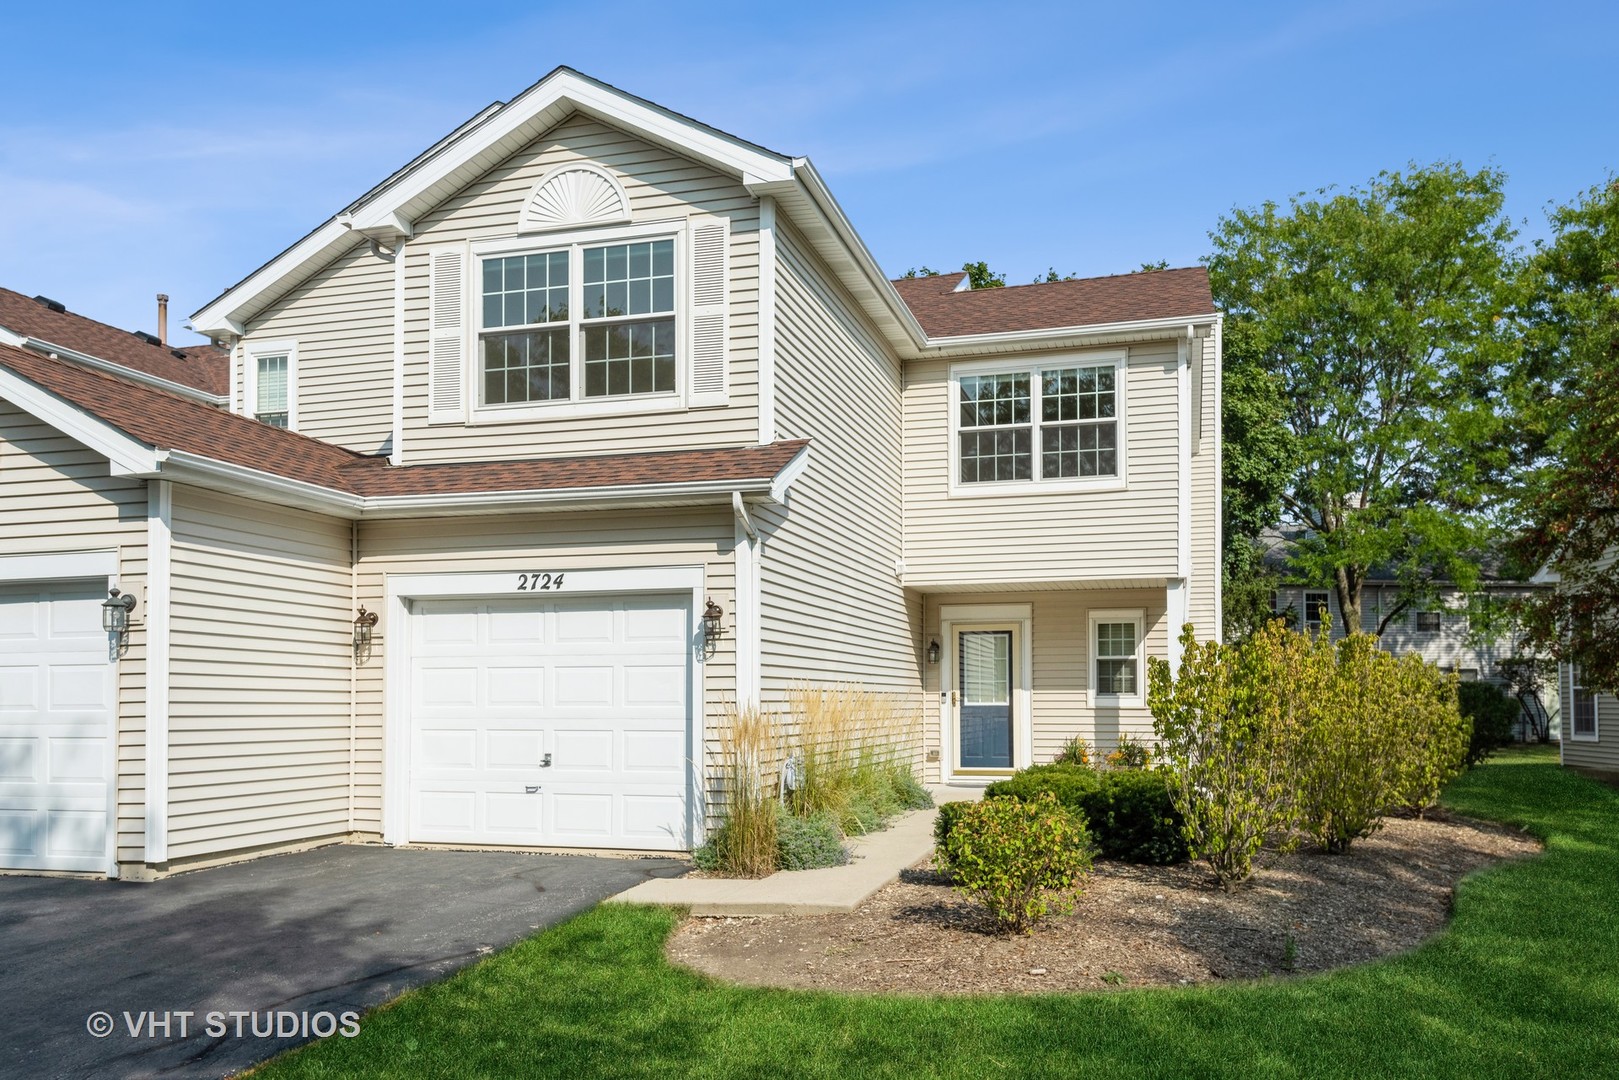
[935,792,1093,934]
[694,704,782,878]
[785,685,930,836]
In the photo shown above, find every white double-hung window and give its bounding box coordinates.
[951,354,1125,492]
[479,236,678,407]
[1089,608,1145,706]
[412,210,735,429]
[243,340,296,430]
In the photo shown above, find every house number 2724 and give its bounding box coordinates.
[516,573,564,591]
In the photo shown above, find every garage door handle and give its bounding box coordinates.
[541,753,553,768]
[524,785,542,794]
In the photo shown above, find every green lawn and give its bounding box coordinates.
[255,748,1619,1079]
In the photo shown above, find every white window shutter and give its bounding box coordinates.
[686,216,729,408]
[428,246,467,424]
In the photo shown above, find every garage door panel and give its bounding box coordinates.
[0,667,39,713]
[0,738,38,781]
[486,666,543,705]
[49,665,112,711]
[0,584,113,872]
[554,607,613,643]
[484,729,545,768]
[408,593,691,851]
[553,666,613,706]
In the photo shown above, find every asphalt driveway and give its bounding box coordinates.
[0,845,685,1079]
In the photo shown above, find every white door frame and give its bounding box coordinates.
[0,550,122,877]
[382,566,707,849]
[938,603,1033,783]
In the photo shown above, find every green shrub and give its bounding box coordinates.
[1081,769,1188,864]
[934,799,974,849]
[1148,623,1299,889]
[1053,735,1092,767]
[775,807,849,870]
[982,763,1185,864]
[1458,680,1519,767]
[935,793,1094,934]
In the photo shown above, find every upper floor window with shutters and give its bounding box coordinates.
[948,352,1127,495]
[417,215,733,428]
[480,237,676,406]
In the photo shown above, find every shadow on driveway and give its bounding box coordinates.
[0,845,686,1079]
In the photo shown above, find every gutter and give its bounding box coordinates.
[919,312,1222,355]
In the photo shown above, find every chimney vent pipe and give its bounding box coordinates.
[156,293,169,346]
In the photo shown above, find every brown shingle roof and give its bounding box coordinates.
[0,343,807,501]
[0,287,229,396]
[889,267,1216,338]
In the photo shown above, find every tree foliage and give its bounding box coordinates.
[901,262,1006,288]
[1508,179,1619,689]
[1207,163,1519,635]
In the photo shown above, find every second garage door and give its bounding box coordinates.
[407,594,692,851]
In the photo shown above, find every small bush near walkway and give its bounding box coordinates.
[960,764,1187,864]
[935,792,1094,933]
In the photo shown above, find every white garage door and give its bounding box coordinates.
[408,594,692,851]
[0,583,115,872]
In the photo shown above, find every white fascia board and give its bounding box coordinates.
[0,325,24,347]
[158,451,364,516]
[921,312,1222,356]
[766,444,811,503]
[349,71,791,235]
[360,476,780,518]
[753,164,928,355]
[189,219,353,334]
[0,363,162,475]
[16,335,226,406]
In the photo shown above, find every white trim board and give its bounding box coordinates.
[143,479,173,866]
[381,565,708,851]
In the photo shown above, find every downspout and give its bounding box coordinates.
[348,518,358,835]
[731,491,759,710]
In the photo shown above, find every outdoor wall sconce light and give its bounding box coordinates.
[927,639,940,664]
[102,588,136,655]
[353,606,379,662]
[702,598,724,643]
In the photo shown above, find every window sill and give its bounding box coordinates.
[461,394,693,426]
[948,477,1127,499]
[1089,694,1145,709]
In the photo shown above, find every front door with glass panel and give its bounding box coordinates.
[954,626,1016,772]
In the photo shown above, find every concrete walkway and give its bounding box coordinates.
[609,786,980,916]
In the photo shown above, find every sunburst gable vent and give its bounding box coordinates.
[517,163,631,233]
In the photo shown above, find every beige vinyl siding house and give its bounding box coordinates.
[165,487,354,867]
[756,220,916,703]
[0,66,1222,877]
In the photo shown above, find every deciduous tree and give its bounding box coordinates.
[1207,163,1519,635]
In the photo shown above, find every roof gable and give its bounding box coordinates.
[191,67,793,335]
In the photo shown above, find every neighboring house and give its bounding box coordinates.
[0,67,1221,879]
[1533,556,1618,781]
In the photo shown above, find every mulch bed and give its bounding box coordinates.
[667,810,1540,995]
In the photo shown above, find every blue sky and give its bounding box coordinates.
[1,1,1611,345]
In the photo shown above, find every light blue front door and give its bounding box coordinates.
[957,629,1013,770]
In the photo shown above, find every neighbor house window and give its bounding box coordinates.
[244,341,296,430]
[479,237,676,407]
[1570,665,1598,740]
[1089,609,1145,704]
[1415,611,1442,633]
[1303,591,1329,635]
[954,357,1123,488]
